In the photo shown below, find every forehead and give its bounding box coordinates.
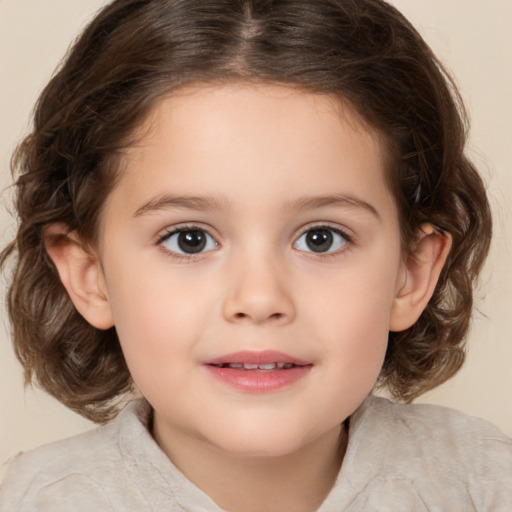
[103,83,396,224]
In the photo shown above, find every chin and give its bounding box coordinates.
[203,419,328,460]
[215,435,306,459]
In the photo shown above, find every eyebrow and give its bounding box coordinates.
[287,194,381,221]
[133,195,230,217]
[133,193,380,221]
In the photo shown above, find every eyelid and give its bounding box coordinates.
[156,223,220,258]
[295,222,353,241]
[156,222,217,242]
[154,221,354,260]
[293,222,354,255]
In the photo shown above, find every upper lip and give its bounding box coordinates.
[204,350,311,366]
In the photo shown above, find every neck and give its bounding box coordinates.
[153,420,348,512]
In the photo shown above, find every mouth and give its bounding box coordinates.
[209,362,301,371]
[205,350,311,370]
[204,351,312,392]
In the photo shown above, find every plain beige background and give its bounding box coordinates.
[1,0,511,481]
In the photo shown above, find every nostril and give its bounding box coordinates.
[232,311,284,321]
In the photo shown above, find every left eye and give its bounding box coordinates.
[161,229,218,255]
[294,227,348,254]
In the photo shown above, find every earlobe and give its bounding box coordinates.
[44,223,114,330]
[389,224,452,332]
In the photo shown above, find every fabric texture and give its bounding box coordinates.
[1,395,511,511]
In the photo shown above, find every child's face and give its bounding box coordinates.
[96,84,406,458]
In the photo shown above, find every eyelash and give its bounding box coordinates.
[156,224,218,262]
[294,223,353,259]
[155,223,353,261]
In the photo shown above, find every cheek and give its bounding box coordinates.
[103,256,223,381]
[103,264,190,371]
[315,299,390,419]
[305,252,400,379]
[306,255,400,338]
[324,308,389,386]
[111,284,189,346]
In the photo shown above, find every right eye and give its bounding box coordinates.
[293,226,349,254]
[159,228,218,255]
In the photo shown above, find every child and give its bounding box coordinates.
[1,0,511,510]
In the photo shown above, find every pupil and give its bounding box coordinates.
[306,229,333,253]
[178,231,206,253]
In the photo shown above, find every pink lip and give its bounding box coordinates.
[205,350,310,366]
[204,350,312,393]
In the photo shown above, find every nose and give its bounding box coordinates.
[222,253,296,325]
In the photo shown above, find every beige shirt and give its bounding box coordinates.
[1,395,511,511]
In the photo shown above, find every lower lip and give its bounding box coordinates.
[204,365,312,392]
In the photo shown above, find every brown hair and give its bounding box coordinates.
[1,0,491,422]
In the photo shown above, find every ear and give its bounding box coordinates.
[389,224,452,332]
[44,223,114,330]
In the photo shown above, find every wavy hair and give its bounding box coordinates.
[1,0,491,422]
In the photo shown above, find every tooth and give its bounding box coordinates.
[259,363,277,370]
[243,363,259,370]
[228,363,243,369]
[283,363,294,369]
[277,363,285,369]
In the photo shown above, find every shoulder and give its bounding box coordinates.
[0,400,152,511]
[361,394,511,438]
[341,395,512,510]
[357,395,512,467]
